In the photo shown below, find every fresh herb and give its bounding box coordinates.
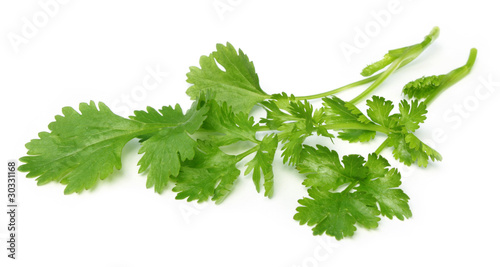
[19,27,476,239]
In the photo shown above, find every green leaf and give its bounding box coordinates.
[131,101,209,193]
[297,146,369,190]
[366,96,398,129]
[387,133,441,167]
[404,133,442,167]
[269,92,297,110]
[288,99,315,126]
[364,153,390,178]
[387,133,414,166]
[201,99,258,146]
[297,145,346,191]
[294,188,380,240]
[323,96,372,125]
[260,100,291,130]
[296,151,411,238]
[186,42,269,113]
[19,101,153,194]
[172,141,240,204]
[341,154,369,180]
[281,129,309,166]
[360,97,436,167]
[358,154,411,220]
[261,97,326,166]
[244,134,279,197]
[398,99,427,132]
[323,96,378,142]
[338,129,376,143]
[261,97,316,131]
[316,125,336,139]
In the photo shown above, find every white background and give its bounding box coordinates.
[1,1,500,266]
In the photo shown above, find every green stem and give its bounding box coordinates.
[375,138,389,154]
[349,56,405,105]
[256,122,389,135]
[256,121,391,137]
[324,122,390,134]
[235,145,260,162]
[342,181,359,193]
[293,27,440,102]
[423,48,477,106]
[255,124,274,132]
[294,75,379,100]
[349,27,440,105]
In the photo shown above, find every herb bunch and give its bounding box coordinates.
[19,27,477,239]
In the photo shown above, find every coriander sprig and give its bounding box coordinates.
[19,27,476,240]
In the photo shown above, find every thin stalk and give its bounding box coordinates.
[324,123,390,134]
[294,75,379,100]
[424,48,477,106]
[293,27,440,102]
[349,27,440,105]
[374,139,389,155]
[235,145,260,162]
[255,122,390,135]
[349,56,406,105]
[342,181,359,193]
[255,124,274,132]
